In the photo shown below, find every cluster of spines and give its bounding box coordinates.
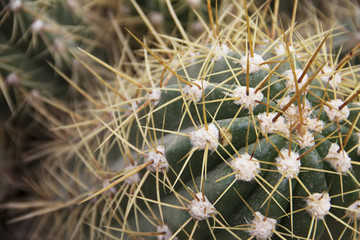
[108,2,360,239]
[1,1,360,240]
[81,8,360,240]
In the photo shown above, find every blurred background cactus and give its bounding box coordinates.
[1,0,360,239]
[259,0,360,65]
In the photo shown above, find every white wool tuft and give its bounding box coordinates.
[213,44,231,60]
[148,12,164,26]
[229,86,263,109]
[123,101,140,117]
[148,89,161,106]
[31,19,45,34]
[283,69,308,93]
[30,89,40,98]
[277,96,313,124]
[345,200,360,222]
[246,212,276,240]
[257,112,287,134]
[9,0,22,11]
[306,193,331,219]
[324,99,349,121]
[156,224,178,240]
[188,51,200,63]
[188,193,216,220]
[306,118,324,132]
[123,165,140,185]
[189,123,219,151]
[231,153,260,181]
[190,21,204,36]
[183,80,208,102]
[297,130,315,148]
[187,0,201,8]
[67,0,78,8]
[240,53,269,73]
[282,104,298,122]
[5,73,20,85]
[319,66,342,88]
[325,143,352,173]
[102,180,116,195]
[275,44,299,58]
[144,146,169,172]
[276,149,301,179]
[129,101,139,112]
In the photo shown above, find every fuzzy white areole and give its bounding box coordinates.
[31,19,45,34]
[189,123,219,151]
[229,86,263,110]
[102,179,116,195]
[276,149,301,179]
[144,146,169,172]
[188,192,217,221]
[277,96,313,124]
[305,118,325,133]
[240,53,269,74]
[5,73,20,85]
[305,193,331,219]
[123,165,140,185]
[148,88,161,106]
[325,143,352,173]
[324,99,349,122]
[297,130,315,148]
[246,211,276,240]
[156,224,178,240]
[345,200,360,222]
[257,112,287,134]
[187,0,201,9]
[183,80,208,102]
[274,44,300,58]
[9,0,22,11]
[231,153,260,181]
[213,43,231,61]
[148,12,164,27]
[282,69,308,93]
[319,66,342,88]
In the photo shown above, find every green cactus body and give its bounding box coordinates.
[109,34,360,239]
[77,2,360,236]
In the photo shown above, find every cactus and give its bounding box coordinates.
[81,1,360,239]
[0,0,136,119]
[2,0,360,240]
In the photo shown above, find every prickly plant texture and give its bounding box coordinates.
[0,0,103,159]
[0,0,145,226]
[0,0,143,121]
[134,0,218,37]
[261,0,360,65]
[2,0,360,240]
